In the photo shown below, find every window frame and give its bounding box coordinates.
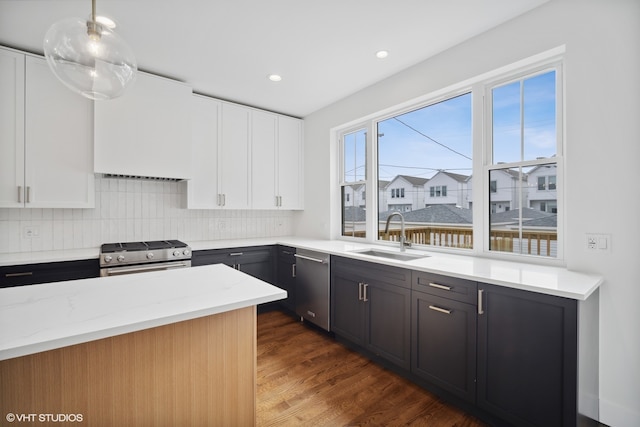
[334,49,565,264]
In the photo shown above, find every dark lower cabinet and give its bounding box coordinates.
[192,245,275,284]
[276,245,296,311]
[331,256,411,370]
[477,283,578,427]
[412,290,477,403]
[0,259,99,288]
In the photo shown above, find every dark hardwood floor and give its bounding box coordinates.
[257,309,486,427]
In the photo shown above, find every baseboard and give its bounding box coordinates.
[600,397,640,427]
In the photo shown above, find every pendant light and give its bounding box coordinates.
[43,0,137,100]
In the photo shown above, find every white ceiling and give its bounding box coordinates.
[0,0,548,117]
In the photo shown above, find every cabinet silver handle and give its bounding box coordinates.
[478,289,484,315]
[294,254,326,264]
[292,264,296,278]
[237,264,241,271]
[17,186,22,203]
[229,252,243,256]
[26,186,31,203]
[363,283,369,302]
[429,305,452,315]
[283,250,294,255]
[358,282,363,301]
[6,272,33,278]
[222,194,226,206]
[428,282,452,291]
[217,194,221,206]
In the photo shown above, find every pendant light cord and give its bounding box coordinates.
[92,0,96,23]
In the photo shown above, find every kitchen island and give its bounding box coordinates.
[0,264,286,426]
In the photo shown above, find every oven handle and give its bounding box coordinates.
[103,262,190,276]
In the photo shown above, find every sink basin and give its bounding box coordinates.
[351,249,430,262]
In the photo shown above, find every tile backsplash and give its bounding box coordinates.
[0,176,294,254]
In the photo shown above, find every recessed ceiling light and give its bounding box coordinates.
[268,74,282,82]
[376,50,389,59]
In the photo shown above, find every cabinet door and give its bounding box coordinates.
[184,95,221,209]
[94,72,192,179]
[251,110,277,209]
[331,271,365,345]
[24,56,94,208]
[219,102,250,209]
[235,247,274,284]
[412,290,476,402]
[365,280,411,369]
[276,246,296,311]
[277,116,303,209]
[0,48,25,208]
[477,283,577,427]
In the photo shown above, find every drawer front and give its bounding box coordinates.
[412,271,477,304]
[277,245,296,262]
[192,246,273,266]
[0,259,99,288]
[332,256,411,289]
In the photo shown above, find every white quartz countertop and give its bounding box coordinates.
[0,264,286,361]
[0,235,603,301]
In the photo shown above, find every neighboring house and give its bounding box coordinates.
[385,175,429,212]
[424,171,470,208]
[377,180,390,212]
[342,183,366,208]
[527,164,557,213]
[488,169,526,213]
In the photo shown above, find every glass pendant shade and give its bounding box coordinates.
[43,17,137,100]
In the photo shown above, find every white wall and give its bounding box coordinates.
[296,0,640,425]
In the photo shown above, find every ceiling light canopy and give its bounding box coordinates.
[268,74,282,82]
[376,50,389,59]
[43,0,137,100]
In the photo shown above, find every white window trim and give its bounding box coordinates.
[333,46,566,265]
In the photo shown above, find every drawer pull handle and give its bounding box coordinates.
[283,250,294,255]
[6,272,33,278]
[229,252,244,256]
[429,305,451,315]
[478,289,484,315]
[428,282,451,291]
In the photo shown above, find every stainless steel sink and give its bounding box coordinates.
[351,249,430,262]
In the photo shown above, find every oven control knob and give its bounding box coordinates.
[104,255,113,263]
[183,249,191,256]
[173,250,181,257]
[117,255,125,263]
[147,252,154,260]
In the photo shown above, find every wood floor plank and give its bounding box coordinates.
[257,310,486,427]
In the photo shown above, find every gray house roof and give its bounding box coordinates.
[380,205,472,224]
[393,175,429,186]
[491,208,557,227]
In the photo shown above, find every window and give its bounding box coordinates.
[340,128,366,238]
[488,68,560,258]
[377,93,472,248]
[337,54,562,261]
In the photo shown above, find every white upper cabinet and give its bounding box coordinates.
[218,102,251,209]
[184,94,303,210]
[94,71,192,180]
[251,112,303,209]
[276,115,304,210]
[0,48,25,208]
[251,110,278,209]
[183,95,221,209]
[0,48,94,208]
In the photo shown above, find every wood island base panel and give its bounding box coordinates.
[0,306,256,426]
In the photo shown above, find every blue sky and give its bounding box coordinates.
[344,69,556,183]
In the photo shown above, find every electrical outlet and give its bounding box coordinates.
[23,226,40,238]
[586,233,610,252]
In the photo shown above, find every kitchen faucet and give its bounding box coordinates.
[384,212,411,252]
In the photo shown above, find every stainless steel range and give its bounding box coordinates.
[99,240,192,277]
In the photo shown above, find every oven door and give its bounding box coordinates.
[100,261,191,277]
